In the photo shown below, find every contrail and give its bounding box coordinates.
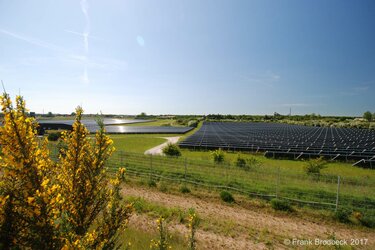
[80,0,90,84]
[80,0,90,53]
[0,28,64,52]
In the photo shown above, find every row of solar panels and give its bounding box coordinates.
[37,118,153,126]
[38,120,193,134]
[179,122,375,166]
[184,136,375,148]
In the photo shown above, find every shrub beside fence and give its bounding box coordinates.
[106,151,375,215]
[49,147,375,223]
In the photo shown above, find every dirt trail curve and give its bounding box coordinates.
[123,185,375,250]
[144,136,180,155]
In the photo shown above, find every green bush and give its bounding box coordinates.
[162,143,181,157]
[211,149,225,164]
[187,120,198,128]
[47,132,61,141]
[220,190,235,203]
[148,179,157,187]
[246,157,262,168]
[334,208,352,223]
[270,199,293,212]
[359,216,375,228]
[235,155,262,171]
[179,185,191,194]
[304,157,327,175]
[235,154,247,168]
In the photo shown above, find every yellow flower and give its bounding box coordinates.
[27,197,35,205]
[41,178,49,188]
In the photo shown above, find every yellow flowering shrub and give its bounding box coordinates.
[150,217,171,250]
[0,94,132,249]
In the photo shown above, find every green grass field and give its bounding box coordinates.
[108,120,203,153]
[107,126,375,180]
[110,134,173,153]
[178,149,375,179]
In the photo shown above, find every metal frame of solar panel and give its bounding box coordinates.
[179,122,375,167]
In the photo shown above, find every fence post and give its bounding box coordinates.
[335,176,341,212]
[150,154,153,182]
[225,163,229,189]
[184,157,187,183]
[276,166,280,198]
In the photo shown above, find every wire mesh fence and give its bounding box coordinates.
[105,151,375,217]
[48,146,375,219]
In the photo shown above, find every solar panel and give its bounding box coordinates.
[179,122,375,167]
[37,120,193,134]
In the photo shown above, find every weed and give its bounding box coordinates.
[220,190,235,203]
[334,208,352,223]
[180,185,191,194]
[148,179,157,187]
[270,199,293,212]
[159,182,168,193]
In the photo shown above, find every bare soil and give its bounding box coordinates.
[144,136,181,155]
[122,184,375,249]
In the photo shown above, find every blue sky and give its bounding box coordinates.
[0,0,374,116]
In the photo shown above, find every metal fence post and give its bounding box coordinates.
[184,157,187,183]
[276,166,280,198]
[335,176,341,212]
[150,154,153,182]
[225,163,229,188]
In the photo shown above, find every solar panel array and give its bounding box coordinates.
[38,119,153,127]
[38,119,193,134]
[179,122,375,166]
[102,126,193,134]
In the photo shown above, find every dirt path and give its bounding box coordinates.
[144,136,180,155]
[128,213,265,249]
[122,185,375,250]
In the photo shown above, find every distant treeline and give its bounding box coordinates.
[205,113,354,121]
[204,113,374,130]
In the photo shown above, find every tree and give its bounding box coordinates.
[187,120,198,128]
[363,111,372,122]
[0,94,132,249]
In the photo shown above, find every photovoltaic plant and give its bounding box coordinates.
[38,119,193,134]
[179,122,375,167]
